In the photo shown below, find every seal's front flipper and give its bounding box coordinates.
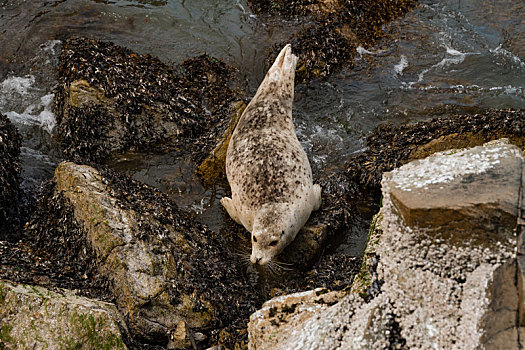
[220,197,242,225]
[312,184,322,211]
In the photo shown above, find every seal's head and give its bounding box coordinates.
[250,203,297,265]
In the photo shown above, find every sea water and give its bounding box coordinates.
[1,0,524,251]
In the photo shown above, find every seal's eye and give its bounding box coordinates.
[253,236,257,242]
[269,240,278,247]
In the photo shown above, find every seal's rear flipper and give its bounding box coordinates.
[313,184,322,211]
[220,197,242,225]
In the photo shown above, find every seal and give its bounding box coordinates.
[221,44,321,265]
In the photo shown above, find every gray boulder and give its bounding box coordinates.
[248,139,524,350]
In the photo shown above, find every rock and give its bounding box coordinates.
[279,223,329,268]
[347,108,525,195]
[197,101,246,184]
[248,288,346,350]
[350,213,382,298]
[30,161,259,348]
[0,280,128,349]
[54,37,242,164]
[248,139,524,349]
[0,113,22,237]
[386,139,522,245]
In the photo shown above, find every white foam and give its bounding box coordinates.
[401,82,524,97]
[405,43,473,87]
[356,45,374,55]
[1,75,35,96]
[490,44,525,68]
[40,40,61,64]
[394,55,408,75]
[236,0,247,14]
[2,84,56,134]
[434,45,467,68]
[1,70,56,133]
[356,45,386,56]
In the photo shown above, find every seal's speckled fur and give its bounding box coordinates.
[221,45,321,265]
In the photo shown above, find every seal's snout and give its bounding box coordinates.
[250,252,269,265]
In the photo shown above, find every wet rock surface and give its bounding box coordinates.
[54,37,244,164]
[0,280,128,350]
[248,0,417,82]
[249,140,524,349]
[0,113,22,238]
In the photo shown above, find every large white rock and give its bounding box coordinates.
[248,139,524,350]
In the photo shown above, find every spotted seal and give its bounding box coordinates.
[221,44,321,265]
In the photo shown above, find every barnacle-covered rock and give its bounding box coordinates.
[248,0,418,82]
[29,161,260,348]
[0,113,22,238]
[54,37,243,164]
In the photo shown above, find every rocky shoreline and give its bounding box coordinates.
[248,0,417,82]
[1,1,525,349]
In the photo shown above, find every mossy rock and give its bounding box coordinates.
[0,280,128,350]
[351,213,382,299]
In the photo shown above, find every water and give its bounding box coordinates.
[1,0,524,250]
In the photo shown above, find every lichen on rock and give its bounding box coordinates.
[0,280,128,350]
